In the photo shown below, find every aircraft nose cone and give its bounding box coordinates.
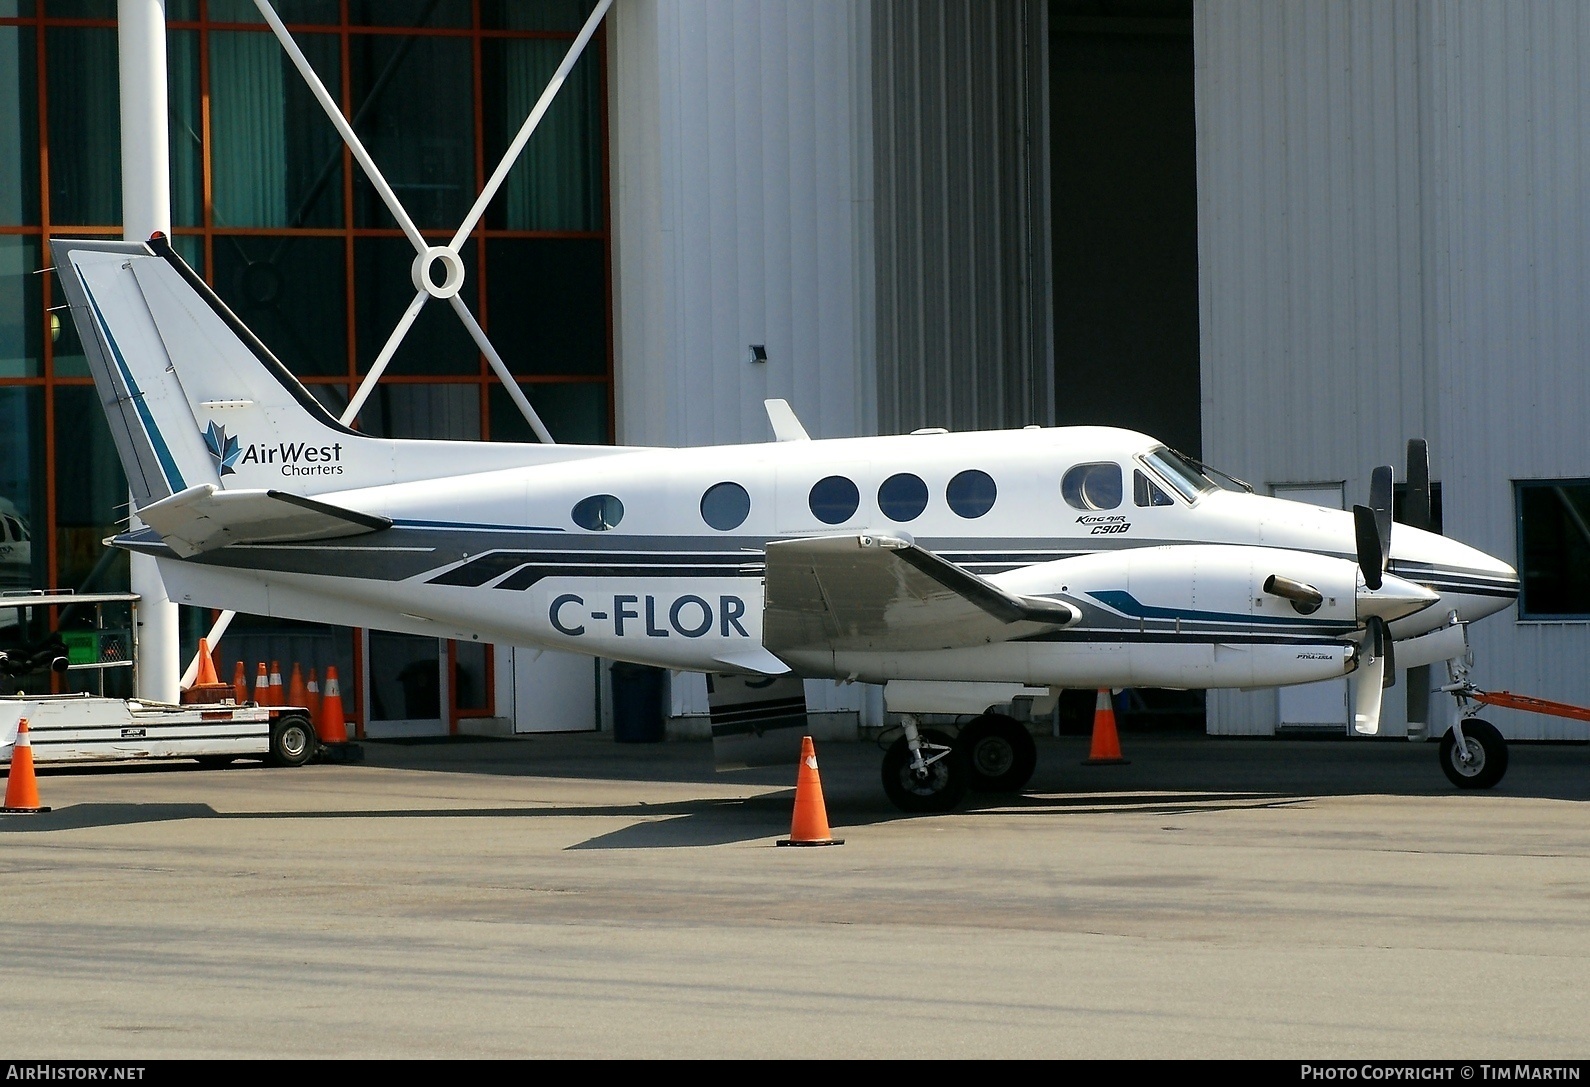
[1357,571,1440,622]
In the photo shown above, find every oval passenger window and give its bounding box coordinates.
[1061,463,1123,511]
[700,481,751,531]
[571,494,624,531]
[877,473,928,522]
[809,476,861,524]
[946,469,997,518]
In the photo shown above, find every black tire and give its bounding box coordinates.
[881,728,967,813]
[957,712,1038,793]
[1439,718,1508,789]
[268,713,318,768]
[195,755,236,770]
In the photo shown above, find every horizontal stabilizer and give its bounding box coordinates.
[763,533,1079,654]
[134,485,392,557]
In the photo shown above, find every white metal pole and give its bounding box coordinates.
[119,0,179,704]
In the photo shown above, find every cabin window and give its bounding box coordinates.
[1062,463,1123,511]
[877,473,929,522]
[1134,469,1173,507]
[1515,480,1590,618]
[571,494,623,531]
[946,469,997,519]
[700,481,751,531]
[809,476,861,525]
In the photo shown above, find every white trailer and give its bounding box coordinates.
[0,694,318,768]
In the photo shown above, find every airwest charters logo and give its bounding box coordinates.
[202,420,344,477]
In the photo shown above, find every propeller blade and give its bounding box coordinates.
[1353,464,1396,590]
[1352,616,1390,734]
[1353,504,1385,591]
[1402,439,1432,532]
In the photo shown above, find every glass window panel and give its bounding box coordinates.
[947,469,998,519]
[0,236,41,378]
[877,472,928,522]
[0,27,39,226]
[0,3,35,17]
[212,233,348,377]
[43,1,114,16]
[1516,481,1590,618]
[167,0,198,20]
[166,232,205,275]
[350,35,475,230]
[489,381,608,444]
[453,639,488,711]
[53,385,128,592]
[483,39,602,231]
[485,238,607,376]
[481,0,597,32]
[700,482,750,532]
[359,383,481,440]
[210,30,343,228]
[354,236,479,375]
[350,0,471,28]
[207,0,338,24]
[46,27,121,227]
[167,29,203,227]
[0,387,48,595]
[808,476,860,525]
[369,630,440,721]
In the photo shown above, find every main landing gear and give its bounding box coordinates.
[880,712,1039,813]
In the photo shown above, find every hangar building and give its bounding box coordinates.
[1,0,1585,740]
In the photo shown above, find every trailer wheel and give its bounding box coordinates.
[268,713,318,768]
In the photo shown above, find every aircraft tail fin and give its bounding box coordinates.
[52,235,599,515]
[51,235,360,510]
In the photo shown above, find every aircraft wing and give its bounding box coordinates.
[762,533,1078,654]
[132,484,392,557]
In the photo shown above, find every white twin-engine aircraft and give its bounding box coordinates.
[54,236,1520,811]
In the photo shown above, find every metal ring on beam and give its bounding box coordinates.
[411,246,466,299]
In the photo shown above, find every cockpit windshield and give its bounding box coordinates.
[1140,446,1250,502]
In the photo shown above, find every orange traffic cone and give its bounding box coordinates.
[252,662,270,705]
[318,666,349,744]
[195,639,219,686]
[268,661,283,707]
[233,661,248,704]
[305,668,322,723]
[1083,688,1130,765]
[287,663,308,709]
[3,718,49,814]
[777,736,844,846]
[185,638,233,704]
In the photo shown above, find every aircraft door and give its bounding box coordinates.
[1271,484,1349,732]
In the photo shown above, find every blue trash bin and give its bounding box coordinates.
[610,662,666,743]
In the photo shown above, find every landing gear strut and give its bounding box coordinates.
[881,714,968,813]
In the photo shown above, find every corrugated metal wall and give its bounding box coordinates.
[1198,0,1590,737]
[1426,0,1590,740]
[872,0,1054,435]
[608,0,875,448]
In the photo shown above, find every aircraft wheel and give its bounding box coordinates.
[1439,718,1508,789]
[268,713,319,768]
[881,729,968,813]
[957,713,1037,792]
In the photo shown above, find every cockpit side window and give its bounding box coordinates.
[1142,446,1215,502]
[1061,462,1123,511]
[1134,470,1174,507]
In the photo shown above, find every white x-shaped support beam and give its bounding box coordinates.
[254,0,613,442]
[183,1,612,689]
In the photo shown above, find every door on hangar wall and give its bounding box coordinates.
[1050,0,1201,459]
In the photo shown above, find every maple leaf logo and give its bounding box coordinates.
[203,420,241,476]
